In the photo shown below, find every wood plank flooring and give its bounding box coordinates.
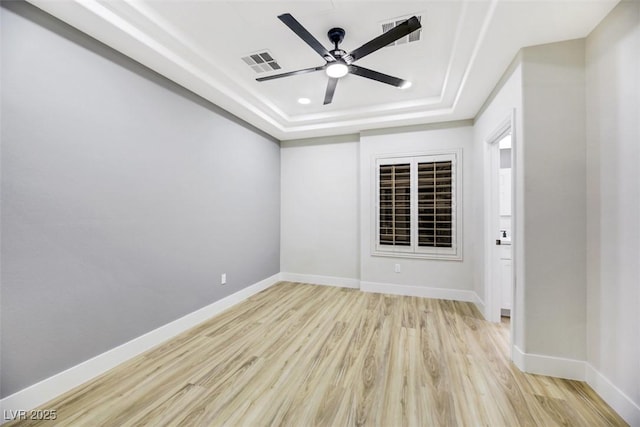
[6,282,627,426]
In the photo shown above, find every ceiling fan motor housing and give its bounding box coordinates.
[328,27,345,46]
[327,28,349,62]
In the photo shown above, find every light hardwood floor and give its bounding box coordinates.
[7,282,627,426]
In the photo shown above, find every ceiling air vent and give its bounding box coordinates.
[381,15,422,47]
[242,50,281,74]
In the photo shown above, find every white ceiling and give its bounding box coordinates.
[27,0,618,140]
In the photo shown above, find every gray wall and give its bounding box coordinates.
[1,1,280,397]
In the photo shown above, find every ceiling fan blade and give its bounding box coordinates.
[348,65,407,87]
[323,78,338,105]
[278,13,335,62]
[256,65,325,82]
[348,16,421,62]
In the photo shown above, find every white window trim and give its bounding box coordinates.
[372,149,463,261]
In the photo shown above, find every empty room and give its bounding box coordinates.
[1,0,638,425]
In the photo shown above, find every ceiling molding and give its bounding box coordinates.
[26,0,619,140]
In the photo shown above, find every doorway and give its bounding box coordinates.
[485,113,516,346]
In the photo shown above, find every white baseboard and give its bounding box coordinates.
[510,348,639,425]
[511,344,526,372]
[280,272,360,289]
[475,297,486,319]
[280,277,486,315]
[0,273,282,420]
[360,280,483,305]
[586,363,640,426]
[512,345,586,381]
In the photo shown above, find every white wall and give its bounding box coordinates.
[472,16,639,421]
[586,0,640,423]
[280,9,639,421]
[280,135,360,282]
[520,39,587,362]
[359,123,476,296]
[474,38,589,370]
[473,60,524,344]
[280,123,478,302]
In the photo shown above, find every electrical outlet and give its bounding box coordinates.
[221,273,227,285]
[394,264,401,273]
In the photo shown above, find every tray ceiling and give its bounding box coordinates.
[27,0,618,140]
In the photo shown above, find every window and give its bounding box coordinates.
[374,151,461,260]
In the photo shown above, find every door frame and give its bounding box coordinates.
[484,111,517,341]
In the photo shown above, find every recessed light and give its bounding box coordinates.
[297,97,311,105]
[400,81,412,89]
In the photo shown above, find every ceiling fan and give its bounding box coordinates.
[256,13,422,105]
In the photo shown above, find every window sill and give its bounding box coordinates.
[371,249,463,261]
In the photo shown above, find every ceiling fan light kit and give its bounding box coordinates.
[256,13,422,105]
[326,62,348,78]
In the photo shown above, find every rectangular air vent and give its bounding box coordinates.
[242,50,281,74]
[381,15,422,47]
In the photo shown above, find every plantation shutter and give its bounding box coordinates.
[379,163,411,246]
[374,151,460,260]
[418,161,453,248]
